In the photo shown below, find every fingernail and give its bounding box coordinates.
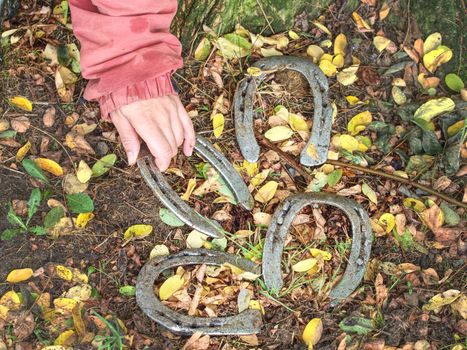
[127,151,135,165]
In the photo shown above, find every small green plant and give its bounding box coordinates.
[91,310,124,350]
[1,188,64,240]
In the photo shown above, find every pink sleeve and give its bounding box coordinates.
[69,0,183,120]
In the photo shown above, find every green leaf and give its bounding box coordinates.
[339,316,374,335]
[27,188,41,224]
[406,155,434,175]
[308,172,328,192]
[7,204,26,230]
[66,193,94,214]
[194,37,212,61]
[119,285,136,297]
[443,143,460,176]
[22,158,49,183]
[216,33,252,59]
[394,229,414,251]
[327,169,343,187]
[211,237,228,251]
[43,207,65,229]
[383,61,408,76]
[440,203,460,226]
[0,130,16,139]
[159,208,185,227]
[362,182,378,205]
[29,226,47,236]
[421,130,443,155]
[92,154,117,177]
[57,44,71,66]
[1,228,22,240]
[445,73,464,92]
[217,176,237,204]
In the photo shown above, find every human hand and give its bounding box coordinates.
[110,95,196,171]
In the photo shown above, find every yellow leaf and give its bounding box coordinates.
[56,265,73,282]
[447,120,464,137]
[35,158,64,176]
[337,65,359,85]
[181,178,197,201]
[76,160,92,184]
[320,39,332,48]
[392,86,407,105]
[379,213,396,233]
[311,21,332,36]
[422,290,461,312]
[352,12,372,31]
[248,300,265,314]
[0,291,21,310]
[16,141,31,162]
[347,111,372,135]
[254,181,278,203]
[334,134,360,153]
[306,45,324,63]
[320,53,333,62]
[159,275,184,301]
[403,198,427,213]
[373,36,392,52]
[250,169,270,187]
[260,47,283,57]
[242,160,259,177]
[10,96,33,111]
[0,305,9,320]
[362,183,378,205]
[264,126,294,142]
[6,268,33,283]
[75,212,94,229]
[451,294,467,319]
[413,97,455,122]
[247,67,262,77]
[319,60,337,77]
[309,248,332,261]
[194,37,212,61]
[379,2,391,20]
[289,30,300,40]
[186,230,208,249]
[332,54,345,69]
[292,258,318,272]
[288,113,308,132]
[345,96,361,105]
[54,329,75,346]
[303,318,323,347]
[334,33,347,56]
[65,284,92,301]
[393,170,409,178]
[423,45,452,73]
[423,32,442,55]
[123,224,153,241]
[149,244,170,259]
[212,113,225,138]
[54,298,78,313]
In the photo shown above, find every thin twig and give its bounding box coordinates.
[327,159,467,209]
[256,0,275,35]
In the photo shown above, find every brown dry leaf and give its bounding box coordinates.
[43,107,56,128]
[181,332,210,350]
[0,119,9,132]
[420,204,459,245]
[240,335,259,346]
[63,174,88,194]
[10,116,30,133]
[352,12,372,32]
[65,131,95,154]
[72,123,97,136]
[422,268,440,285]
[13,311,36,340]
[375,273,388,307]
[379,2,391,20]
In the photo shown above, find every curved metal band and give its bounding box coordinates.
[137,134,254,238]
[234,56,333,167]
[261,193,372,306]
[136,249,263,336]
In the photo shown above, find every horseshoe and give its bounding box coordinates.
[137,134,254,238]
[261,193,372,306]
[136,249,263,336]
[234,56,333,167]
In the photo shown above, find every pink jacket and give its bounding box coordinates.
[69,0,183,120]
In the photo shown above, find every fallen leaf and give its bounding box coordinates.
[352,12,372,31]
[337,65,359,85]
[149,244,170,259]
[54,329,75,346]
[181,178,197,201]
[75,212,94,229]
[10,96,33,112]
[76,160,92,184]
[35,158,64,176]
[292,258,318,272]
[6,268,33,283]
[91,154,116,177]
[309,248,332,261]
[65,131,94,154]
[422,290,461,312]
[264,125,294,142]
[445,73,464,92]
[186,230,209,249]
[289,30,300,40]
[159,208,185,227]
[159,275,184,301]
[362,183,378,205]
[194,37,212,61]
[379,213,395,233]
[319,60,337,77]
[379,2,391,20]
[303,318,323,347]
[212,113,224,138]
[254,181,278,203]
[403,198,427,212]
[306,45,324,63]
[373,36,392,52]
[63,174,88,194]
[347,111,372,135]
[423,45,452,73]
[124,224,153,241]
[10,116,30,133]
[260,47,283,57]
[392,86,407,105]
[423,32,442,55]
[413,97,455,122]
[334,33,347,55]
[56,265,73,281]
[311,21,332,36]
[43,107,56,127]
[16,141,31,162]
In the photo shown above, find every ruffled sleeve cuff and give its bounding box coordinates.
[96,72,177,121]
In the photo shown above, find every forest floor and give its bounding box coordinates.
[0,0,466,349]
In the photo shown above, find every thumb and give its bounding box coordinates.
[110,110,141,165]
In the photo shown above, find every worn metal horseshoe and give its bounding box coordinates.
[136,249,263,336]
[137,134,254,238]
[262,193,372,306]
[234,56,333,167]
